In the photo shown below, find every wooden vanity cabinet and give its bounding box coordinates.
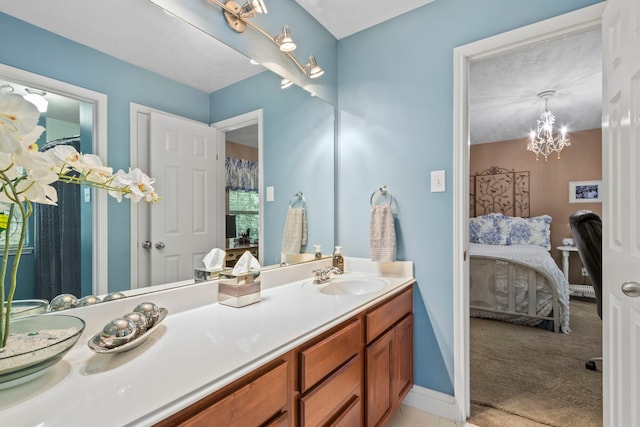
[156,284,413,427]
[364,286,414,427]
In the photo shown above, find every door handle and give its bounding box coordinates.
[621,281,640,297]
[142,241,152,249]
[155,241,166,250]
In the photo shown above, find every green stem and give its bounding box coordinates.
[0,205,10,347]
[2,201,30,346]
[0,166,31,348]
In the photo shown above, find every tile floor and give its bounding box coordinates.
[387,405,479,427]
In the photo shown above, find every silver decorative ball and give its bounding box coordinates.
[133,302,160,328]
[78,295,102,306]
[49,294,79,311]
[100,317,137,348]
[103,292,127,302]
[124,311,149,338]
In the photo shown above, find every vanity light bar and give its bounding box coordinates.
[207,0,322,78]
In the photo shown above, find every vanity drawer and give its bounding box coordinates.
[299,355,362,427]
[299,319,361,392]
[174,359,288,427]
[365,287,412,344]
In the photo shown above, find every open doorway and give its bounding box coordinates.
[222,123,260,268]
[451,4,606,424]
[212,110,264,267]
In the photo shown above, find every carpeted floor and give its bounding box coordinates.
[469,298,602,427]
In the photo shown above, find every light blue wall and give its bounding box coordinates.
[337,0,603,394]
[210,71,335,265]
[0,12,210,292]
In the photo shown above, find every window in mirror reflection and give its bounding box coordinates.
[225,128,259,254]
[228,190,259,243]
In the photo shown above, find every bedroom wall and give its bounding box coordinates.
[226,141,258,162]
[470,128,602,285]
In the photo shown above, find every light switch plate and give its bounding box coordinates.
[266,186,274,202]
[431,170,446,192]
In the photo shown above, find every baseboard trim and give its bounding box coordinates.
[402,384,458,421]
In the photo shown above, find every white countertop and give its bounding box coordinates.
[0,259,414,427]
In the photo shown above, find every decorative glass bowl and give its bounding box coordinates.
[5,299,49,319]
[0,314,85,388]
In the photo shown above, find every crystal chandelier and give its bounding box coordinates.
[527,90,570,161]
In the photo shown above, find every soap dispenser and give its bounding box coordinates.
[333,246,344,273]
[314,245,322,260]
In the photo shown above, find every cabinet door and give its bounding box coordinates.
[366,329,394,427]
[393,314,413,403]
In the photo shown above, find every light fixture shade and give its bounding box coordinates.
[275,25,296,52]
[307,55,324,79]
[24,88,48,113]
[281,78,293,89]
[240,0,267,17]
[527,90,570,161]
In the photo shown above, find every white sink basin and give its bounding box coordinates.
[319,275,388,296]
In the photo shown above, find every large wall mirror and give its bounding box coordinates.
[0,2,334,301]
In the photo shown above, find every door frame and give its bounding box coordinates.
[451,3,606,421]
[211,109,264,266]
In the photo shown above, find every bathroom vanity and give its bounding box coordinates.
[0,258,414,427]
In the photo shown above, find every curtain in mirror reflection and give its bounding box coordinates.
[36,137,82,300]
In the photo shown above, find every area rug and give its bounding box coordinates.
[469,299,602,427]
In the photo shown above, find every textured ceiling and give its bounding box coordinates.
[293,0,434,39]
[0,1,602,146]
[470,28,602,145]
[0,0,265,94]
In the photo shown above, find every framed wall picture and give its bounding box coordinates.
[569,180,602,203]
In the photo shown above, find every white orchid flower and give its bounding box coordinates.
[13,126,53,173]
[0,153,19,181]
[45,145,82,174]
[78,153,113,184]
[0,94,40,154]
[14,168,59,205]
[109,168,157,203]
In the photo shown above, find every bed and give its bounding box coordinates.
[469,167,570,333]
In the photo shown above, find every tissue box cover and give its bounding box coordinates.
[194,268,224,282]
[218,272,261,307]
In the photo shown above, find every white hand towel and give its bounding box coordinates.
[370,204,397,262]
[281,207,307,256]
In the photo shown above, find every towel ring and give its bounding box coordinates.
[370,185,392,206]
[289,191,306,209]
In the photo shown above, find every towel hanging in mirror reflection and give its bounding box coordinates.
[289,191,306,209]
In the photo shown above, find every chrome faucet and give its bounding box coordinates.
[312,266,343,284]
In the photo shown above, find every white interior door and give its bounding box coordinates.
[602,0,640,425]
[148,111,221,285]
